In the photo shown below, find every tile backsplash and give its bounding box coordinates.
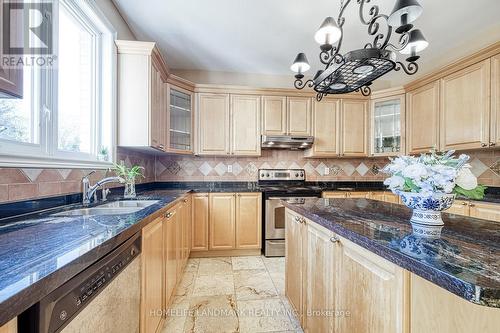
[0,148,499,203]
[0,148,155,203]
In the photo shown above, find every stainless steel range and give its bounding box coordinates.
[259,169,322,257]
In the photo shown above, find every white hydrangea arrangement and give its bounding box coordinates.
[382,150,486,199]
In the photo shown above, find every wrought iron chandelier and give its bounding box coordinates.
[290,0,428,100]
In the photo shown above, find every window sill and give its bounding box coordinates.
[0,154,114,169]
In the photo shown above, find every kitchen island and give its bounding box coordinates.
[282,197,500,333]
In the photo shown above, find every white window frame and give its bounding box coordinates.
[0,0,117,169]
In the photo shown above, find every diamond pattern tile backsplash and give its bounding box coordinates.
[0,148,499,203]
[155,149,500,186]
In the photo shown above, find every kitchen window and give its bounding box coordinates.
[0,0,116,168]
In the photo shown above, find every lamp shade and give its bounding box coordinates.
[387,0,423,27]
[290,53,310,73]
[400,29,428,54]
[314,17,341,45]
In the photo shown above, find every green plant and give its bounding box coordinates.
[112,162,145,183]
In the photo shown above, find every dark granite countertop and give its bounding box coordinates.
[282,198,500,308]
[0,189,190,326]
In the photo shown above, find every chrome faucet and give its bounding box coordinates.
[82,171,125,206]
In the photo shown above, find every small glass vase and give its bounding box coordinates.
[124,180,136,199]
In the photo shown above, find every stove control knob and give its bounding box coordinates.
[260,173,265,178]
[266,173,270,177]
[295,173,299,177]
[300,172,304,177]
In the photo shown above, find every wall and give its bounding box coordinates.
[155,149,500,186]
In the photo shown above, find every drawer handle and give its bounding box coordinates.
[468,203,475,207]
[461,202,467,206]
[480,143,487,148]
[489,142,496,147]
[183,199,188,203]
[330,235,340,243]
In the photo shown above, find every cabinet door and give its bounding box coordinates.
[192,194,209,251]
[491,54,500,147]
[0,1,23,98]
[406,82,440,153]
[231,95,261,156]
[469,202,500,222]
[285,209,306,323]
[440,59,491,150]
[304,222,335,333]
[164,207,178,302]
[445,200,470,216]
[175,204,183,280]
[287,97,312,135]
[349,191,371,199]
[167,85,193,153]
[384,193,400,204]
[184,196,192,258]
[209,193,236,250]
[141,218,164,333]
[0,319,17,333]
[262,96,287,135]
[340,100,368,156]
[305,99,339,157]
[197,93,230,155]
[335,237,408,333]
[370,95,405,156]
[235,193,262,249]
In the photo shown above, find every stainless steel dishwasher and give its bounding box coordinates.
[22,233,142,333]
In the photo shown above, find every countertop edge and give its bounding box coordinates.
[282,201,499,309]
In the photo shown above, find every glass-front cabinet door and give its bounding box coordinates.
[370,94,405,156]
[167,85,193,153]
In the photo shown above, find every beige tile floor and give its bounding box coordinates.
[161,256,304,333]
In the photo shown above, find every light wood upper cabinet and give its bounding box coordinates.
[167,84,194,153]
[304,222,335,333]
[288,97,312,135]
[285,209,306,324]
[440,59,491,151]
[335,236,408,333]
[197,93,230,155]
[305,99,340,157]
[231,95,261,156]
[340,100,369,157]
[192,194,209,251]
[235,193,262,249]
[262,96,287,135]
[406,81,440,153]
[141,217,164,333]
[116,41,168,152]
[469,201,500,222]
[491,54,500,147]
[370,94,405,157]
[209,193,236,250]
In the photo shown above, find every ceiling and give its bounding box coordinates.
[114,0,500,89]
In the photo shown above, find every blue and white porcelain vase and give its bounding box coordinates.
[397,191,455,227]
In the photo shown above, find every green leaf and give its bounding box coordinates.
[453,185,487,200]
[403,178,419,192]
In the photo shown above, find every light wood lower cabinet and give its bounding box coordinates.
[141,217,165,333]
[207,192,262,252]
[322,191,372,199]
[235,193,262,249]
[304,222,335,333]
[445,199,470,216]
[285,209,306,324]
[285,208,408,333]
[411,275,500,333]
[192,194,209,251]
[141,197,192,333]
[0,319,17,333]
[468,201,500,222]
[209,193,236,250]
[335,236,408,333]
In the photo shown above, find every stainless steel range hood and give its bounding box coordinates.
[261,135,314,149]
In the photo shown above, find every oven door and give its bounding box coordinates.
[265,197,289,240]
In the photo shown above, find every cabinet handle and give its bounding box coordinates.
[461,202,467,206]
[301,217,306,224]
[480,143,487,148]
[330,235,340,243]
[183,198,188,203]
[468,203,475,207]
[489,142,496,147]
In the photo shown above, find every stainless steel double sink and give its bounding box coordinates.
[52,200,159,216]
